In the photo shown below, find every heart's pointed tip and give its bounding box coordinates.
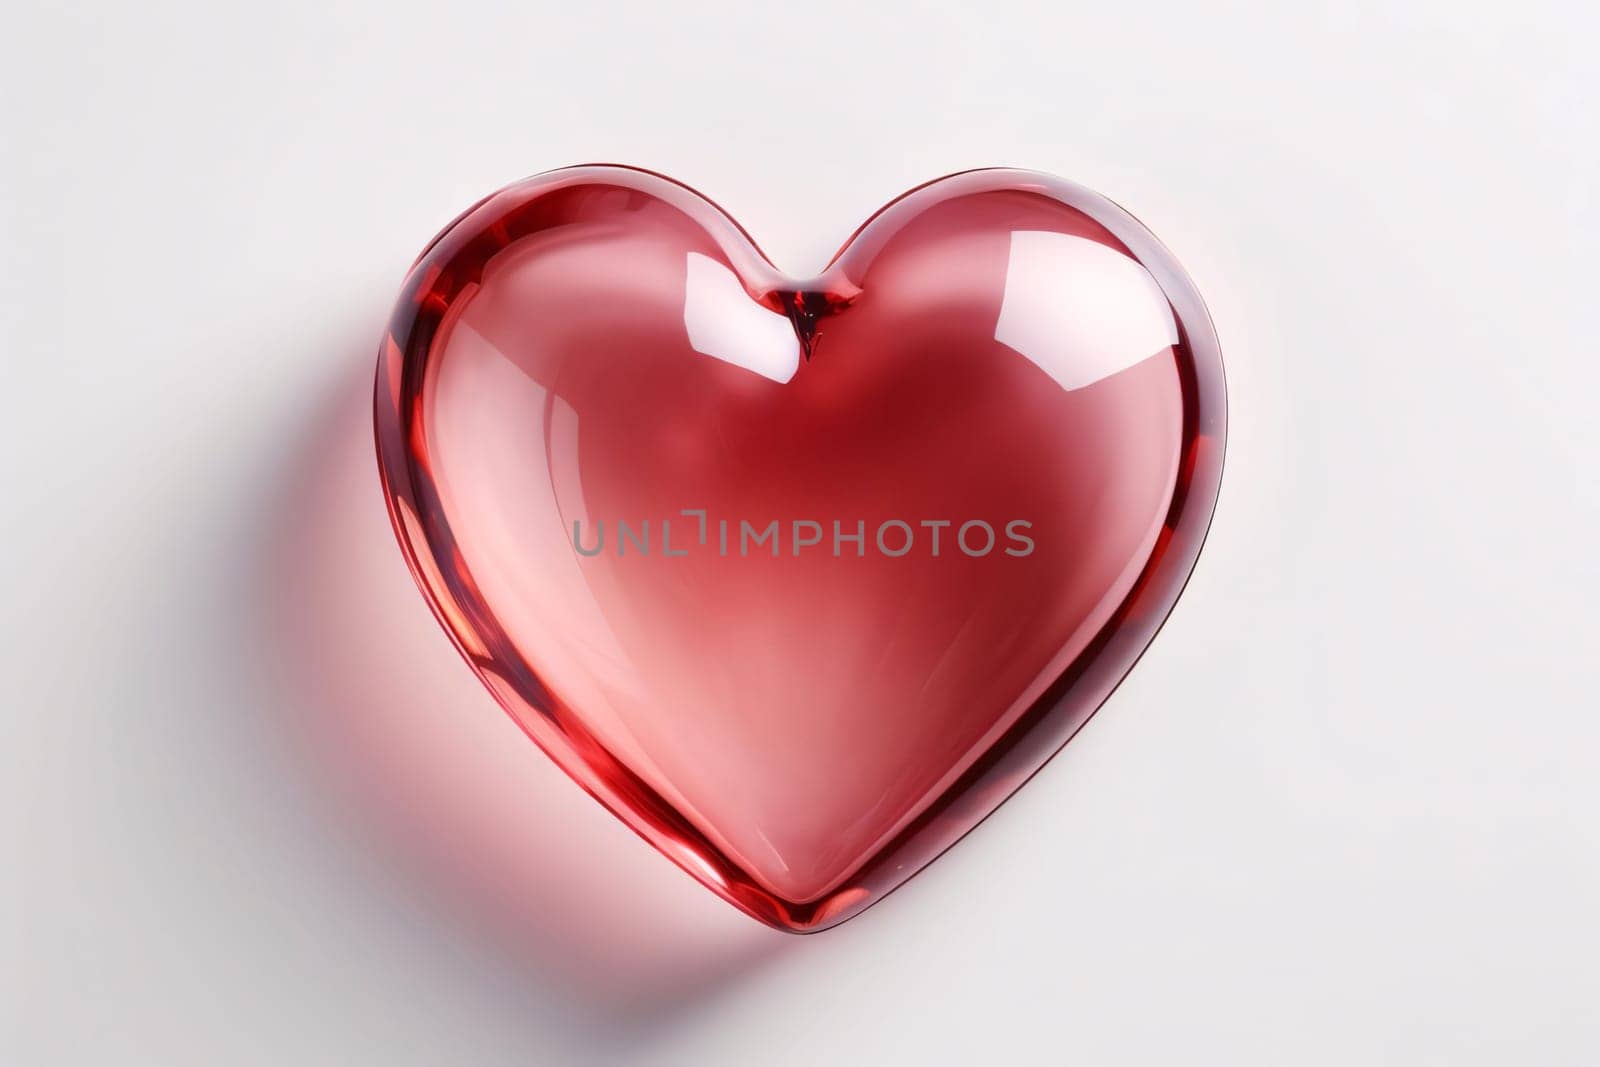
[728,883,877,935]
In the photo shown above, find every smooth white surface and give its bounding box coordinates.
[3,3,1597,1064]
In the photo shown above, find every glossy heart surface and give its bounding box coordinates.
[374,166,1225,930]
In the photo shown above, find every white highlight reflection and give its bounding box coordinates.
[994,231,1179,390]
[683,252,800,384]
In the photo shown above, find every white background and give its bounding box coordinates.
[4,2,1598,1063]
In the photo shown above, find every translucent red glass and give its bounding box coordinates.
[374,165,1225,931]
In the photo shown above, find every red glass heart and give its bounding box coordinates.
[374,165,1225,931]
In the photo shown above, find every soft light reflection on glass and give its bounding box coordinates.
[994,230,1178,390]
[683,252,800,384]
